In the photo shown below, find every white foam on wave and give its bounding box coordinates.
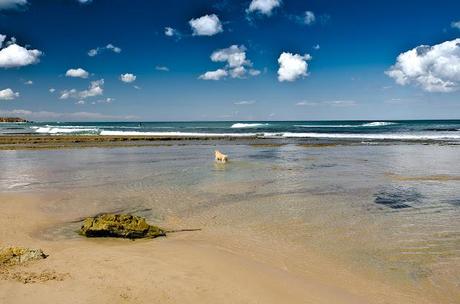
[231,123,268,128]
[294,124,355,128]
[361,122,397,127]
[100,130,257,137]
[35,127,99,134]
[263,132,460,140]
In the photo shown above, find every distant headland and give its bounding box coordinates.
[0,117,30,123]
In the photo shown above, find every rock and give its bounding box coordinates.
[0,117,29,123]
[0,247,48,266]
[79,214,166,239]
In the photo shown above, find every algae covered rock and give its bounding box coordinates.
[0,247,48,266]
[79,214,166,239]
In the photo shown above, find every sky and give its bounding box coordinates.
[0,0,460,121]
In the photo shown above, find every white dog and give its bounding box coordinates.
[215,150,228,163]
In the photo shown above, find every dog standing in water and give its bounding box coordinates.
[215,150,228,163]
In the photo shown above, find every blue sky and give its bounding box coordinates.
[0,0,460,121]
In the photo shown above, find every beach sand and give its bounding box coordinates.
[0,192,441,304]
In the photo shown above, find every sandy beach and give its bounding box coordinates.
[0,192,437,304]
[1,141,459,304]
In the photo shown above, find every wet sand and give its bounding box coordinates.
[0,193,434,304]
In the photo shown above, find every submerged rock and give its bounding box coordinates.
[0,247,48,266]
[79,214,166,239]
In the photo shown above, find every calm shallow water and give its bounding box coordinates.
[0,143,459,302]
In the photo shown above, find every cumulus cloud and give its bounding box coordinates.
[247,0,281,16]
[120,73,136,83]
[0,0,27,10]
[198,69,228,80]
[88,43,121,57]
[313,44,320,50]
[451,21,460,30]
[189,14,223,36]
[24,80,33,85]
[49,88,55,93]
[211,45,249,68]
[304,11,316,25]
[200,45,260,80]
[80,79,104,98]
[65,68,89,79]
[386,38,460,92]
[277,52,312,82]
[0,88,19,100]
[60,79,104,100]
[0,35,42,68]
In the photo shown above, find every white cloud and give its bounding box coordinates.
[386,38,460,92]
[277,52,312,82]
[0,109,137,121]
[0,36,42,68]
[155,66,169,71]
[120,73,136,83]
[24,80,33,85]
[324,100,356,107]
[189,14,223,36]
[76,100,85,105]
[198,69,228,80]
[60,79,104,100]
[77,0,92,3]
[0,34,6,48]
[165,27,174,36]
[249,69,261,76]
[65,68,89,79]
[304,11,315,25]
[165,26,180,37]
[49,88,56,93]
[92,97,114,104]
[247,0,281,16]
[313,44,320,50]
[296,100,356,107]
[235,100,256,105]
[200,45,260,80]
[211,45,249,68]
[296,101,319,106]
[60,89,77,99]
[88,43,121,57]
[451,21,460,30]
[80,79,104,98]
[0,88,19,100]
[229,66,247,78]
[0,0,27,10]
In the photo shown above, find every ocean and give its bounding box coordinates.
[1,120,460,142]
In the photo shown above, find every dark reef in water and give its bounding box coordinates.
[374,187,424,209]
